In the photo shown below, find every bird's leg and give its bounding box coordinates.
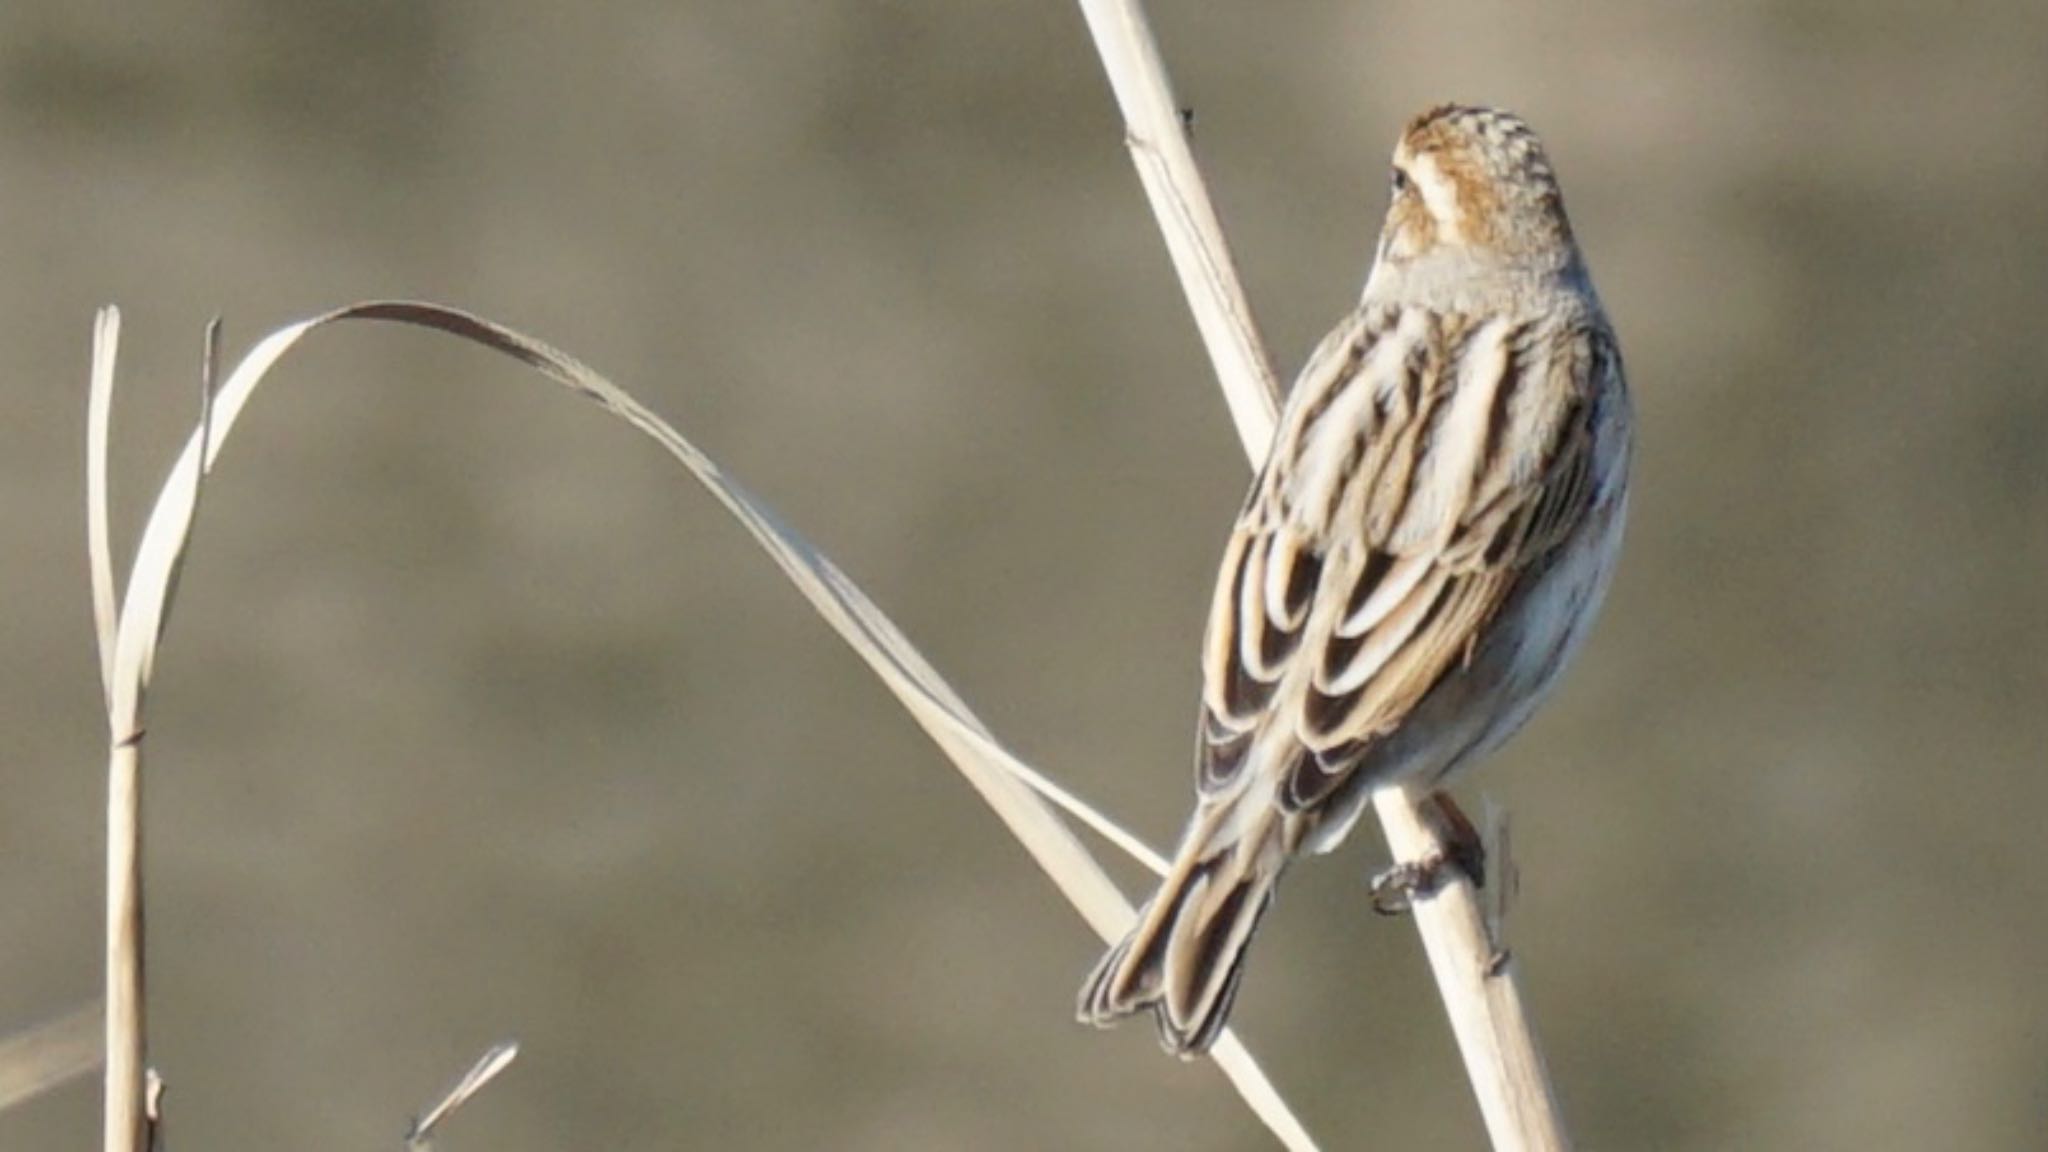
[1369,790,1486,915]
[1425,790,1487,883]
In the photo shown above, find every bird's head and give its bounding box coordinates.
[1366,105,1582,302]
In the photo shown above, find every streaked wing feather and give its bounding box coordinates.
[1196,311,1610,809]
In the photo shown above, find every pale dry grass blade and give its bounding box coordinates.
[104,326,215,728]
[90,313,224,1152]
[160,319,220,652]
[89,310,145,1152]
[0,1003,101,1114]
[406,1041,519,1150]
[87,308,121,709]
[90,301,1317,1151]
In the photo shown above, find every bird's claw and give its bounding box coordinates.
[1369,855,1454,915]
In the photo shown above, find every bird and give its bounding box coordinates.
[1077,104,1633,1056]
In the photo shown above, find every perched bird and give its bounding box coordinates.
[1078,104,1632,1055]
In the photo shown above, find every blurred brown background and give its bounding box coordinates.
[5,3,2047,1149]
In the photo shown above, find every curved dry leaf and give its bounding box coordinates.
[86,300,1317,1151]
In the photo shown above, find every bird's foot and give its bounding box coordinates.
[1368,790,1487,915]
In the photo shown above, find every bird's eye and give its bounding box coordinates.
[1390,167,1410,196]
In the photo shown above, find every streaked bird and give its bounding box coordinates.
[1079,104,1632,1055]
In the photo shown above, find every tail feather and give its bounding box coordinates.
[1077,832,1284,1056]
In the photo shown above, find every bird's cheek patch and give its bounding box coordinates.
[1411,154,1466,244]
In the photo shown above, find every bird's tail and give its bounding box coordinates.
[1077,807,1287,1056]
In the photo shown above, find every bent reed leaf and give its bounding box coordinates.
[87,300,1316,1151]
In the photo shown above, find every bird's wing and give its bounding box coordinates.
[1196,308,1616,810]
